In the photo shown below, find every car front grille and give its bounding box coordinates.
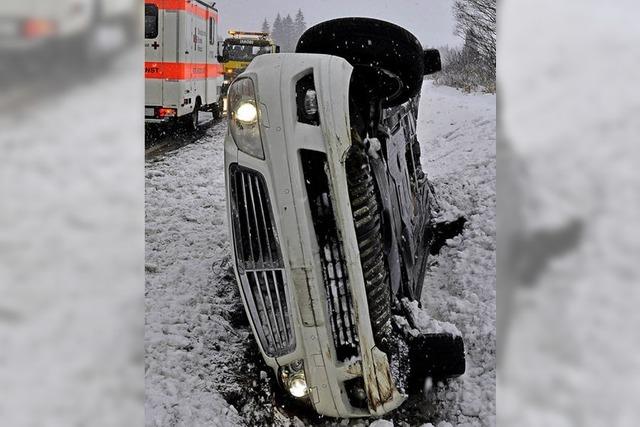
[301,150,360,361]
[229,164,295,357]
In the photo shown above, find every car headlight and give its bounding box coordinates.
[279,360,308,399]
[288,372,308,398]
[236,102,258,123]
[228,78,264,159]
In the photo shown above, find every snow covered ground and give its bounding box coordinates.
[145,123,245,426]
[144,80,495,426]
[416,82,496,427]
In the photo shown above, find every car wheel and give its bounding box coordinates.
[296,17,426,107]
[212,101,222,120]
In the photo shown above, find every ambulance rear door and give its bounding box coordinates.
[205,13,220,106]
[188,9,205,108]
[145,2,163,109]
[161,7,181,111]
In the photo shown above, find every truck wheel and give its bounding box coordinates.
[183,100,200,131]
[212,102,222,120]
[346,145,392,350]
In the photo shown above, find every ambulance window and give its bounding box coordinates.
[209,18,216,44]
[145,4,158,39]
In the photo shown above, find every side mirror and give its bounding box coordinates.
[217,41,226,63]
[423,49,441,75]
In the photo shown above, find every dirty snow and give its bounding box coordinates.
[400,299,462,337]
[144,80,495,426]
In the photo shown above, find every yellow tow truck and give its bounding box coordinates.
[217,30,279,112]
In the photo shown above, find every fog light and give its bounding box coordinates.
[304,89,318,116]
[279,360,308,399]
[235,102,257,123]
[288,372,308,398]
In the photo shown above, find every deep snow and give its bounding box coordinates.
[416,82,496,427]
[145,80,495,426]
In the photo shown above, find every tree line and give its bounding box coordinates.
[261,9,307,53]
[434,0,496,92]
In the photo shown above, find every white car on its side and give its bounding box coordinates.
[224,18,465,418]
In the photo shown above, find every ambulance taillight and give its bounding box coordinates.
[158,108,177,118]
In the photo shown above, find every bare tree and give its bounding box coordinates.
[453,0,496,80]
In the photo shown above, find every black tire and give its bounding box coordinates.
[183,100,200,131]
[212,101,222,120]
[406,333,465,392]
[345,145,392,349]
[296,18,426,107]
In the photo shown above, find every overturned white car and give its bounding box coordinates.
[224,18,464,418]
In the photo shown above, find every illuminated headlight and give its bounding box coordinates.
[303,90,318,116]
[280,360,308,399]
[236,102,257,123]
[228,78,264,159]
[288,372,308,398]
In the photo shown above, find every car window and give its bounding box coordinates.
[145,4,158,39]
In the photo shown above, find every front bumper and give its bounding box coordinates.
[224,54,405,418]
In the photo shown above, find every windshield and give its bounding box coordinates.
[224,43,273,62]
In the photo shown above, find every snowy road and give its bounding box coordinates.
[145,81,496,426]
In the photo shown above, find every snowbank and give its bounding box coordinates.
[416,81,496,427]
[145,124,244,426]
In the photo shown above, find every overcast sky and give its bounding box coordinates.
[216,0,462,48]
